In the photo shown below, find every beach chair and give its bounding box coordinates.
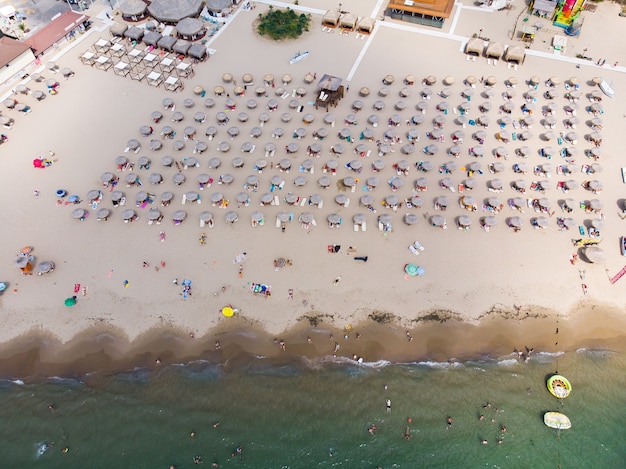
[361,221,366,231]
[354,224,359,231]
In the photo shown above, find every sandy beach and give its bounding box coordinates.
[1,0,626,374]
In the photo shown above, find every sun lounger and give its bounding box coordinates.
[361,221,366,231]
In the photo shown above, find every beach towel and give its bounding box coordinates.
[74,283,81,293]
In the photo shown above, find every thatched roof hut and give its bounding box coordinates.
[120,0,148,21]
[485,42,504,59]
[109,22,128,37]
[148,0,204,24]
[340,13,357,30]
[465,37,484,56]
[157,35,177,51]
[322,10,340,27]
[124,26,144,41]
[188,43,208,60]
[504,45,526,65]
[357,17,375,34]
[143,31,162,46]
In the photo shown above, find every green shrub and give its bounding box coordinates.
[257,8,311,40]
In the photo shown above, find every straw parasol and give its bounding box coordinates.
[443,76,455,86]
[430,215,446,227]
[225,211,239,223]
[457,215,471,228]
[584,246,605,264]
[532,217,549,229]
[404,213,419,225]
[507,216,523,228]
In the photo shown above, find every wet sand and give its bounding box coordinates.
[0,0,625,376]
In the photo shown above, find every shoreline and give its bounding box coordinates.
[1,303,624,380]
[1,0,626,379]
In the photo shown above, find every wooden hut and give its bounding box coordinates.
[357,17,375,34]
[322,10,340,28]
[315,74,345,111]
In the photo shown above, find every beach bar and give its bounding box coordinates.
[386,0,455,28]
[315,74,345,111]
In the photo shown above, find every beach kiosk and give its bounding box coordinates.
[315,74,345,111]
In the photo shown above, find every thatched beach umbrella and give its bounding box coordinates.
[389,176,403,190]
[430,214,446,228]
[563,180,579,191]
[507,216,523,228]
[172,210,187,224]
[294,175,307,187]
[225,211,239,223]
[584,246,605,263]
[463,178,477,189]
[335,194,350,206]
[96,208,110,221]
[487,197,501,209]
[404,213,419,225]
[318,176,331,188]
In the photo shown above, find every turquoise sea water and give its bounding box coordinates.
[0,349,624,469]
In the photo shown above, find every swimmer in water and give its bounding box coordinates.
[446,416,453,429]
[386,399,392,413]
[404,427,411,440]
[481,439,488,445]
